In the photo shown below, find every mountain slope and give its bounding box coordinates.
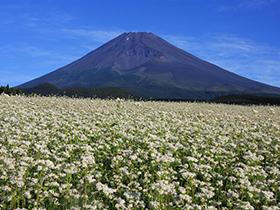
[19,32,280,99]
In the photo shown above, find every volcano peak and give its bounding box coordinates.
[19,32,280,99]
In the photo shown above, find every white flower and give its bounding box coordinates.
[0,95,279,209]
[81,155,95,167]
[262,191,274,201]
[96,182,116,197]
[24,191,32,199]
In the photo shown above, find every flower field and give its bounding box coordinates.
[0,95,280,210]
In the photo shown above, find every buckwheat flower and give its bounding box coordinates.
[85,175,96,183]
[208,206,218,210]
[253,109,258,114]
[262,191,274,201]
[192,204,203,210]
[70,207,81,210]
[64,167,78,174]
[152,180,176,195]
[3,186,11,192]
[120,167,129,176]
[186,156,198,163]
[201,187,215,199]
[83,205,97,210]
[262,206,280,210]
[181,170,196,179]
[178,186,186,194]
[131,154,138,161]
[149,201,160,209]
[0,92,9,97]
[1,95,280,208]
[179,194,192,203]
[240,201,254,210]
[3,157,15,169]
[24,191,32,199]
[96,182,116,197]
[81,155,95,167]
[228,176,237,182]
[45,159,55,168]
[37,165,43,171]
[115,198,126,209]
[49,181,60,187]
[156,153,175,163]
[15,179,25,188]
[227,189,239,199]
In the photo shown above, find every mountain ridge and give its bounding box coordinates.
[18,32,280,99]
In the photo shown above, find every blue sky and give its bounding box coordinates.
[0,0,280,87]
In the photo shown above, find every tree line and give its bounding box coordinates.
[0,85,22,95]
[1,83,280,105]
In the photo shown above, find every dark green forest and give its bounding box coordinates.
[0,85,22,95]
[1,83,280,105]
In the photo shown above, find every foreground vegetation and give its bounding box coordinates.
[0,95,279,209]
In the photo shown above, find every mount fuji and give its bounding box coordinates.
[19,32,280,99]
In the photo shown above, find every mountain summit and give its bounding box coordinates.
[19,32,280,99]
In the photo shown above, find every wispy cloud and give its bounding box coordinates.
[0,44,79,61]
[22,12,74,28]
[240,0,276,8]
[0,4,74,29]
[218,0,276,12]
[0,70,34,85]
[0,44,81,86]
[62,28,123,43]
[164,33,280,87]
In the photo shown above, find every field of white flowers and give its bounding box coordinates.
[0,95,279,210]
